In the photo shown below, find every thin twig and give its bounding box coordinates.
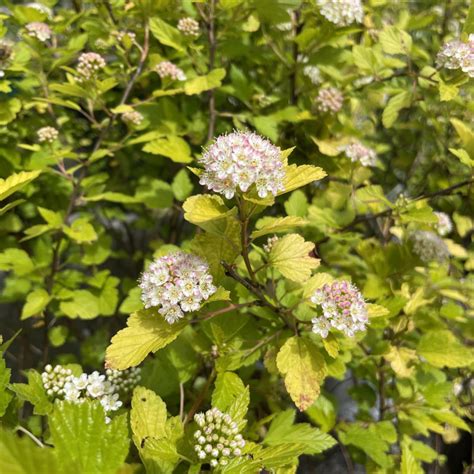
[179,383,185,422]
[16,426,45,448]
[184,370,216,424]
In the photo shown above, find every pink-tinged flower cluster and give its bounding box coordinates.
[26,22,52,42]
[37,126,58,143]
[194,408,246,467]
[434,211,452,236]
[178,17,200,37]
[410,230,449,263]
[343,140,377,167]
[311,280,368,338]
[199,131,285,199]
[315,87,344,113]
[139,251,216,324]
[317,0,364,26]
[77,52,106,81]
[154,61,186,81]
[437,36,474,78]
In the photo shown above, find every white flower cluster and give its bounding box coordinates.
[37,126,58,143]
[194,408,246,467]
[198,131,285,199]
[317,0,364,27]
[139,251,216,324]
[435,212,453,236]
[177,17,200,37]
[436,36,474,78]
[26,22,52,42]
[77,52,106,81]
[263,235,279,253]
[154,61,186,81]
[105,367,141,395]
[311,280,368,338]
[303,65,322,85]
[410,230,449,263]
[315,87,344,113]
[42,364,140,421]
[121,110,143,126]
[342,140,377,167]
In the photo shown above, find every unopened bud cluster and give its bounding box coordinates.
[303,65,322,85]
[177,17,200,37]
[311,280,368,338]
[410,230,449,263]
[139,251,216,324]
[113,30,136,43]
[37,126,59,143]
[26,22,52,42]
[434,212,452,236]
[77,52,106,81]
[193,408,246,467]
[42,364,141,420]
[317,0,364,27]
[315,87,344,113]
[122,110,143,126]
[342,140,377,167]
[436,36,474,78]
[154,61,186,81]
[198,131,285,199]
[263,235,279,253]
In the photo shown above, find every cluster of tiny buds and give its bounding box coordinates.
[315,87,344,113]
[37,126,59,143]
[177,17,200,37]
[139,251,216,324]
[303,65,322,85]
[121,110,144,126]
[410,230,449,263]
[154,61,186,81]
[26,22,52,42]
[77,52,106,81]
[194,408,246,467]
[342,140,377,167]
[317,0,364,27]
[198,131,285,199]
[105,367,141,395]
[263,235,279,253]
[112,30,136,43]
[311,280,368,338]
[436,35,474,78]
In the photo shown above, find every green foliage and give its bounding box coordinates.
[0,0,472,472]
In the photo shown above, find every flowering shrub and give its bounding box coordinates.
[0,1,473,473]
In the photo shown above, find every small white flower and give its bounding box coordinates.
[303,65,322,85]
[26,22,52,42]
[317,0,364,26]
[434,211,452,236]
[73,373,89,390]
[77,52,106,81]
[154,61,186,81]
[437,36,474,78]
[177,17,200,37]
[37,126,58,143]
[121,110,143,126]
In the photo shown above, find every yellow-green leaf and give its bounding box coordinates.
[367,304,389,318]
[0,170,41,202]
[184,68,226,95]
[149,18,184,51]
[268,234,319,282]
[21,289,51,320]
[105,309,186,370]
[279,165,326,195]
[251,216,308,239]
[143,135,193,163]
[276,336,327,411]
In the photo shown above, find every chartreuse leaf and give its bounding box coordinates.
[302,273,334,299]
[131,386,167,446]
[84,192,139,203]
[106,309,187,370]
[382,91,411,128]
[401,438,423,474]
[0,353,12,416]
[379,26,412,55]
[0,249,34,276]
[417,330,473,368]
[185,68,226,95]
[338,424,390,467]
[264,409,336,454]
[143,135,193,163]
[10,370,52,416]
[268,234,319,283]
[251,216,307,239]
[0,429,59,474]
[450,118,474,157]
[62,218,97,243]
[276,336,327,411]
[49,401,129,474]
[0,170,41,201]
[212,372,246,412]
[171,169,193,201]
[21,288,51,319]
[279,165,326,195]
[306,394,337,433]
[0,98,21,125]
[149,18,185,51]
